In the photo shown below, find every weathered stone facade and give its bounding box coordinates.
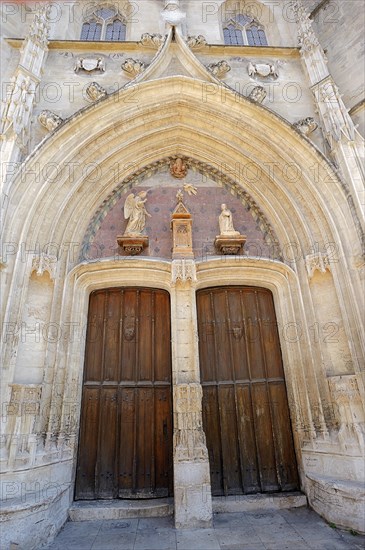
[0,1,364,548]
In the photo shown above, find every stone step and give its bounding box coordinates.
[212,492,307,514]
[69,498,173,521]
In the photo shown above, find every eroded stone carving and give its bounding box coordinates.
[206,60,231,79]
[171,259,197,283]
[171,157,188,179]
[305,252,331,278]
[32,253,58,280]
[248,61,278,79]
[173,384,208,461]
[74,57,105,73]
[140,33,165,48]
[122,58,146,78]
[86,82,107,102]
[186,35,207,50]
[294,117,318,136]
[328,375,365,450]
[249,85,267,104]
[161,0,186,26]
[38,110,63,132]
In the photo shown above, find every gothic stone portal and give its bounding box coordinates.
[75,288,173,499]
[197,287,299,495]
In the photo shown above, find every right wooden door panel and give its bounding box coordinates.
[197,286,299,496]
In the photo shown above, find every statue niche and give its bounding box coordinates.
[117,192,151,255]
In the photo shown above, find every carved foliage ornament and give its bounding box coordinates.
[121,58,146,78]
[248,86,267,104]
[38,110,63,131]
[171,259,197,283]
[206,60,231,79]
[293,117,318,136]
[186,35,207,50]
[86,82,107,102]
[32,253,58,280]
[140,33,165,49]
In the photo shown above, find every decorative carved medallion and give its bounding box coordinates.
[293,117,318,136]
[121,58,146,78]
[186,35,207,50]
[86,82,107,102]
[38,110,63,132]
[140,33,165,49]
[248,61,278,79]
[206,60,231,79]
[170,157,188,179]
[74,57,105,73]
[248,85,267,104]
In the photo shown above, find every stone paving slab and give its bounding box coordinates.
[43,508,365,550]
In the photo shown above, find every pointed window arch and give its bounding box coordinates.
[81,6,126,41]
[223,14,268,46]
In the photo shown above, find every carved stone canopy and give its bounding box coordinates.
[171,195,194,259]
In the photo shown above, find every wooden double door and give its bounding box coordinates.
[75,288,173,500]
[197,286,299,496]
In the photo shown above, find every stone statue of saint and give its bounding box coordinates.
[219,204,240,236]
[124,192,151,235]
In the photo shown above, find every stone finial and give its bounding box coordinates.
[140,33,165,48]
[206,60,231,79]
[162,0,185,26]
[38,110,63,132]
[122,58,146,78]
[186,35,207,50]
[249,86,267,104]
[293,117,318,136]
[86,82,107,102]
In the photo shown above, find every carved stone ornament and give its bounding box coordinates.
[38,110,63,132]
[206,60,231,79]
[86,82,107,102]
[186,35,207,50]
[248,85,267,104]
[214,204,246,255]
[305,252,331,278]
[117,192,151,255]
[171,259,197,283]
[140,33,165,49]
[170,157,188,179]
[74,57,105,73]
[248,61,278,79]
[171,192,194,259]
[121,58,146,78]
[293,117,318,136]
[32,253,58,280]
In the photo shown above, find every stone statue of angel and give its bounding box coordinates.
[124,192,151,235]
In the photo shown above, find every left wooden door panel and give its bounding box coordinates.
[75,288,173,500]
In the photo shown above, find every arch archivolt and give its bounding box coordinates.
[1,79,364,514]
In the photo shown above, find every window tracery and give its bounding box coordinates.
[223,14,268,46]
[81,6,126,41]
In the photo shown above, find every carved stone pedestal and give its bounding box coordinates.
[214,235,246,255]
[116,235,148,255]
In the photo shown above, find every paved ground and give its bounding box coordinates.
[44,508,365,550]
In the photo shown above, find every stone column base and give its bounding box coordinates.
[174,461,213,528]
